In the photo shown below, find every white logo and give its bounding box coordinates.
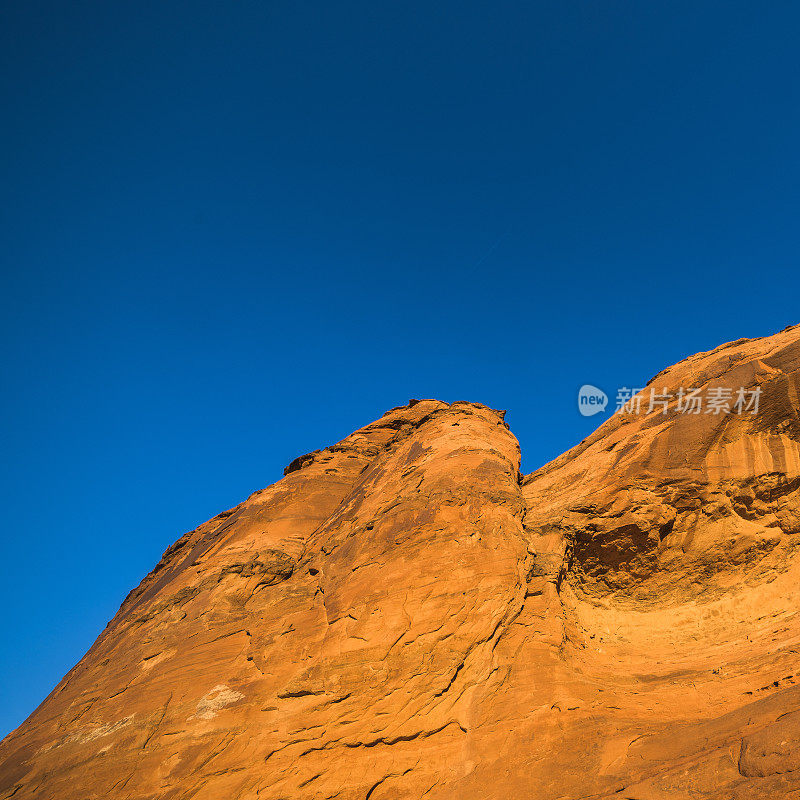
[578,384,608,417]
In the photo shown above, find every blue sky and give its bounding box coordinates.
[1,0,799,736]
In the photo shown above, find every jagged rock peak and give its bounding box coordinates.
[2,325,800,799]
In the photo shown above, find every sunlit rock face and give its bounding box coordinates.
[2,325,800,800]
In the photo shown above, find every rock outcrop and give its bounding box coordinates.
[2,325,800,799]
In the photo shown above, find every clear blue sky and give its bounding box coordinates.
[1,0,799,737]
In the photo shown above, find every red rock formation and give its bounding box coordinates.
[2,325,800,799]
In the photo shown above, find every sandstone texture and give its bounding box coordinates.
[2,324,800,799]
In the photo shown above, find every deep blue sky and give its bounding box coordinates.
[1,0,799,736]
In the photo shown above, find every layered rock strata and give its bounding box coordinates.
[2,325,800,799]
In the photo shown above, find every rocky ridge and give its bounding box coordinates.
[1,325,800,798]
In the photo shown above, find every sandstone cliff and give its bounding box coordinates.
[2,324,800,799]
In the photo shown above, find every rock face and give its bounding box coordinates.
[3,325,800,799]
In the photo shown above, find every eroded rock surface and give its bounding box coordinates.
[2,326,800,799]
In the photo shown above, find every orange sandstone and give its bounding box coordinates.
[2,325,800,799]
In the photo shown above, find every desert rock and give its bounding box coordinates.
[2,325,800,799]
